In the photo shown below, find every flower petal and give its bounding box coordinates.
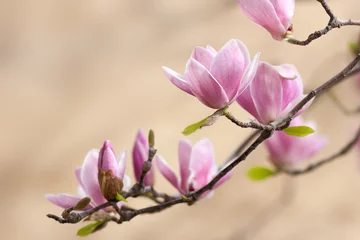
[45,194,92,210]
[235,52,261,102]
[191,46,215,70]
[178,140,193,192]
[279,64,303,108]
[117,149,127,179]
[81,149,106,206]
[270,0,295,29]
[210,39,250,101]
[236,0,287,40]
[132,139,148,183]
[98,140,119,175]
[189,139,217,191]
[206,45,217,55]
[162,66,194,95]
[155,155,179,191]
[185,58,229,109]
[250,62,283,124]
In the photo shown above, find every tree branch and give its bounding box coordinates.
[287,0,360,46]
[47,54,360,227]
[283,125,360,175]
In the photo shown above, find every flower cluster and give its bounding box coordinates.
[46,133,232,211]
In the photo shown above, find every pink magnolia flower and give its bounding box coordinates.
[132,129,154,186]
[236,62,310,124]
[155,139,232,198]
[46,140,131,211]
[356,73,360,89]
[162,39,260,109]
[236,0,295,40]
[265,117,327,168]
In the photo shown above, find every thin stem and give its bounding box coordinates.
[223,110,269,130]
[284,126,360,175]
[287,0,360,46]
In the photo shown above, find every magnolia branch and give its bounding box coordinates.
[283,125,360,175]
[287,0,360,46]
[47,54,360,227]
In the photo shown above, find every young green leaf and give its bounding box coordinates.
[77,221,104,237]
[349,42,359,55]
[247,166,275,181]
[182,117,208,136]
[115,192,128,203]
[283,126,315,137]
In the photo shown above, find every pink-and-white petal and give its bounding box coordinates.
[235,52,261,102]
[250,62,283,124]
[155,155,179,191]
[178,140,193,192]
[189,139,217,191]
[236,0,287,40]
[45,194,92,210]
[210,39,250,101]
[191,46,215,70]
[270,0,295,29]
[117,149,127,179]
[162,66,194,95]
[98,140,119,175]
[81,149,106,206]
[185,58,229,109]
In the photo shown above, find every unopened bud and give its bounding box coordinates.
[73,197,91,210]
[98,169,124,201]
[148,129,155,148]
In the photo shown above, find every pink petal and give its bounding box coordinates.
[236,0,287,40]
[189,139,217,191]
[279,94,313,119]
[191,46,215,70]
[236,84,262,121]
[178,140,193,192]
[155,155,179,191]
[45,194,92,210]
[117,149,127,179]
[75,167,86,191]
[98,140,119,175]
[206,45,217,55]
[185,58,229,109]
[279,65,303,108]
[235,52,261,102]
[250,62,283,124]
[210,39,250,101]
[269,0,295,29]
[162,66,194,95]
[81,150,106,206]
[132,139,148,183]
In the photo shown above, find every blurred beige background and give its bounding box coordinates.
[0,0,360,239]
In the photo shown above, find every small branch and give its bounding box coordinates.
[223,129,262,167]
[287,0,360,46]
[223,110,269,130]
[139,146,157,186]
[47,54,360,227]
[284,125,360,175]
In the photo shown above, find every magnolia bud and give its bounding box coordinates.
[73,197,91,211]
[98,169,124,201]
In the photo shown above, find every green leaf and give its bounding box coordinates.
[182,117,208,136]
[247,166,275,181]
[77,221,104,237]
[283,126,315,137]
[349,42,359,54]
[115,193,128,203]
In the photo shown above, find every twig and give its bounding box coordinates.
[47,55,360,226]
[223,129,262,167]
[223,111,269,130]
[139,146,157,186]
[287,0,360,46]
[284,125,360,175]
